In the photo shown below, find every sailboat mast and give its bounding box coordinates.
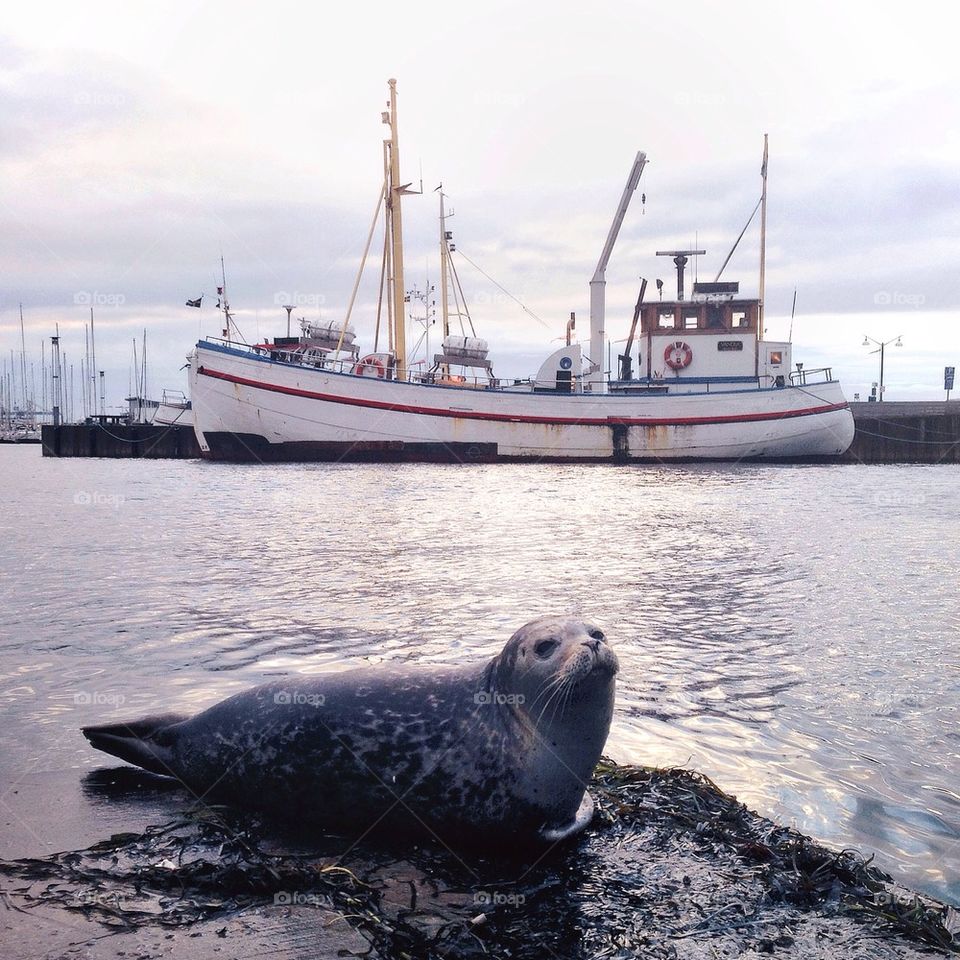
[385,79,407,378]
[90,308,99,416]
[19,305,28,414]
[758,133,769,340]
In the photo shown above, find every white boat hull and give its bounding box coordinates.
[190,341,855,462]
[152,401,192,428]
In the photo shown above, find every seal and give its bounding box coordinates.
[82,616,618,847]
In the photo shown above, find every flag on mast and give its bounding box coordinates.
[186,296,203,308]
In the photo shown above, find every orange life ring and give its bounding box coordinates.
[354,355,386,378]
[664,341,693,370]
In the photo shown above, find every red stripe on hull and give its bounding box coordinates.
[198,366,848,427]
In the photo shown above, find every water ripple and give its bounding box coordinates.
[0,449,957,903]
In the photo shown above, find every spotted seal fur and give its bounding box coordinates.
[83,616,618,847]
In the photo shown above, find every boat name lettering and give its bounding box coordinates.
[717,341,744,352]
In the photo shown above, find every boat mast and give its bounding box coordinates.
[89,308,99,416]
[758,134,768,340]
[384,80,407,377]
[588,152,647,393]
[220,256,232,342]
[438,188,451,378]
[439,189,450,341]
[19,305,28,415]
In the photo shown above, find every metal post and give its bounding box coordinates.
[51,333,61,427]
[863,334,901,402]
[879,342,885,401]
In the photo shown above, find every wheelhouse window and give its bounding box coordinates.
[683,313,698,330]
[706,304,725,328]
[658,311,674,329]
[733,310,748,328]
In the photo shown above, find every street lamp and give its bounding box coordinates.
[862,334,902,402]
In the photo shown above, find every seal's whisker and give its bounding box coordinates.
[538,673,574,726]
[550,673,577,723]
[535,683,565,726]
[530,674,566,710]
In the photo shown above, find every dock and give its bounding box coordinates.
[37,402,960,463]
[842,401,960,464]
[41,421,201,459]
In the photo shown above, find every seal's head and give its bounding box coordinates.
[490,615,619,718]
[484,616,618,840]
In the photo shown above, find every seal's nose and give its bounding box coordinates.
[584,639,601,653]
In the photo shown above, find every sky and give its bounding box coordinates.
[1,0,958,412]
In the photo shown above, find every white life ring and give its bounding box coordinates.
[354,355,387,378]
[664,341,693,371]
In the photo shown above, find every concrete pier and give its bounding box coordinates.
[843,401,960,464]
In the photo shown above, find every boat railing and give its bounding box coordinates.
[789,366,834,386]
[207,338,541,390]
[160,389,189,406]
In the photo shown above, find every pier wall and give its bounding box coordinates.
[41,423,201,459]
[842,402,960,464]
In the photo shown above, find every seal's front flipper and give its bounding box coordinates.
[539,791,595,843]
[82,713,188,779]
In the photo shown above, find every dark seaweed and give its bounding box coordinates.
[1,761,956,958]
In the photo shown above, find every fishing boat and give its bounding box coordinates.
[189,81,854,463]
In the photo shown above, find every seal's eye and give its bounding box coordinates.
[588,629,605,642]
[534,639,559,659]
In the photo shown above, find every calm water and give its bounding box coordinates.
[0,445,957,904]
